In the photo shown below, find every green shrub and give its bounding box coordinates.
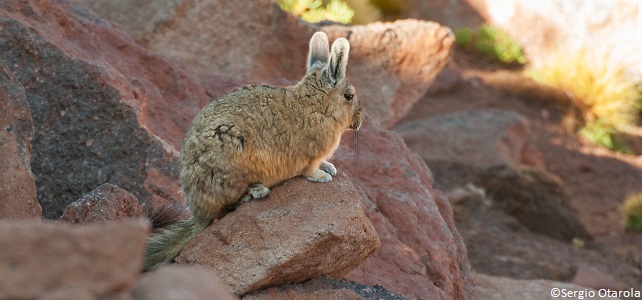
[277,0,354,24]
[475,25,526,64]
[579,121,632,154]
[454,28,472,48]
[454,25,526,65]
[621,193,642,231]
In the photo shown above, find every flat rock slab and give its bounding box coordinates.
[395,109,531,168]
[176,173,380,295]
[0,220,149,299]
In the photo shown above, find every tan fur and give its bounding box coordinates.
[143,32,363,271]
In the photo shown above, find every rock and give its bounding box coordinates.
[61,184,145,223]
[395,109,534,169]
[474,272,601,300]
[401,0,486,29]
[572,264,625,291]
[132,265,237,300]
[176,173,380,295]
[76,0,453,127]
[0,0,235,218]
[243,276,406,300]
[38,286,97,300]
[475,164,589,241]
[332,114,473,300]
[0,61,42,219]
[0,220,149,299]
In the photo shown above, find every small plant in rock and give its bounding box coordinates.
[454,25,526,64]
[527,49,641,153]
[277,0,354,24]
[620,193,642,231]
[579,121,632,154]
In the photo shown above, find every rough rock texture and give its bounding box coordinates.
[76,0,453,127]
[0,220,149,299]
[132,265,238,300]
[176,173,380,295]
[0,0,236,218]
[332,115,473,300]
[475,165,589,241]
[474,273,601,300]
[451,187,640,289]
[0,61,42,219]
[395,109,533,169]
[243,276,406,300]
[61,183,145,223]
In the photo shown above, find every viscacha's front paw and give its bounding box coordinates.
[305,168,333,183]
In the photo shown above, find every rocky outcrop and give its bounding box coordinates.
[76,0,453,127]
[332,115,473,300]
[395,109,534,169]
[132,265,238,300]
[0,220,149,299]
[61,183,146,223]
[0,1,472,299]
[475,165,589,241]
[0,62,42,219]
[176,173,381,295]
[0,0,219,218]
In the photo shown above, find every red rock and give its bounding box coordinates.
[77,1,453,127]
[132,265,237,300]
[0,0,242,218]
[176,173,380,295]
[572,264,625,291]
[333,114,473,300]
[0,62,42,219]
[395,109,533,169]
[61,184,145,223]
[0,220,149,299]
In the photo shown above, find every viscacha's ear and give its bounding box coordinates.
[326,37,350,87]
[307,32,330,73]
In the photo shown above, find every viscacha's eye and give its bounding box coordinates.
[344,94,354,101]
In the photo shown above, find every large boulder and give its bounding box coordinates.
[0,0,239,218]
[475,165,589,241]
[395,109,534,169]
[176,173,381,295]
[76,0,454,127]
[0,220,149,299]
[332,115,473,300]
[0,62,41,219]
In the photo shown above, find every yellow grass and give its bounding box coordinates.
[527,50,641,130]
[620,193,642,231]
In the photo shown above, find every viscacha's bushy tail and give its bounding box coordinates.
[143,216,209,271]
